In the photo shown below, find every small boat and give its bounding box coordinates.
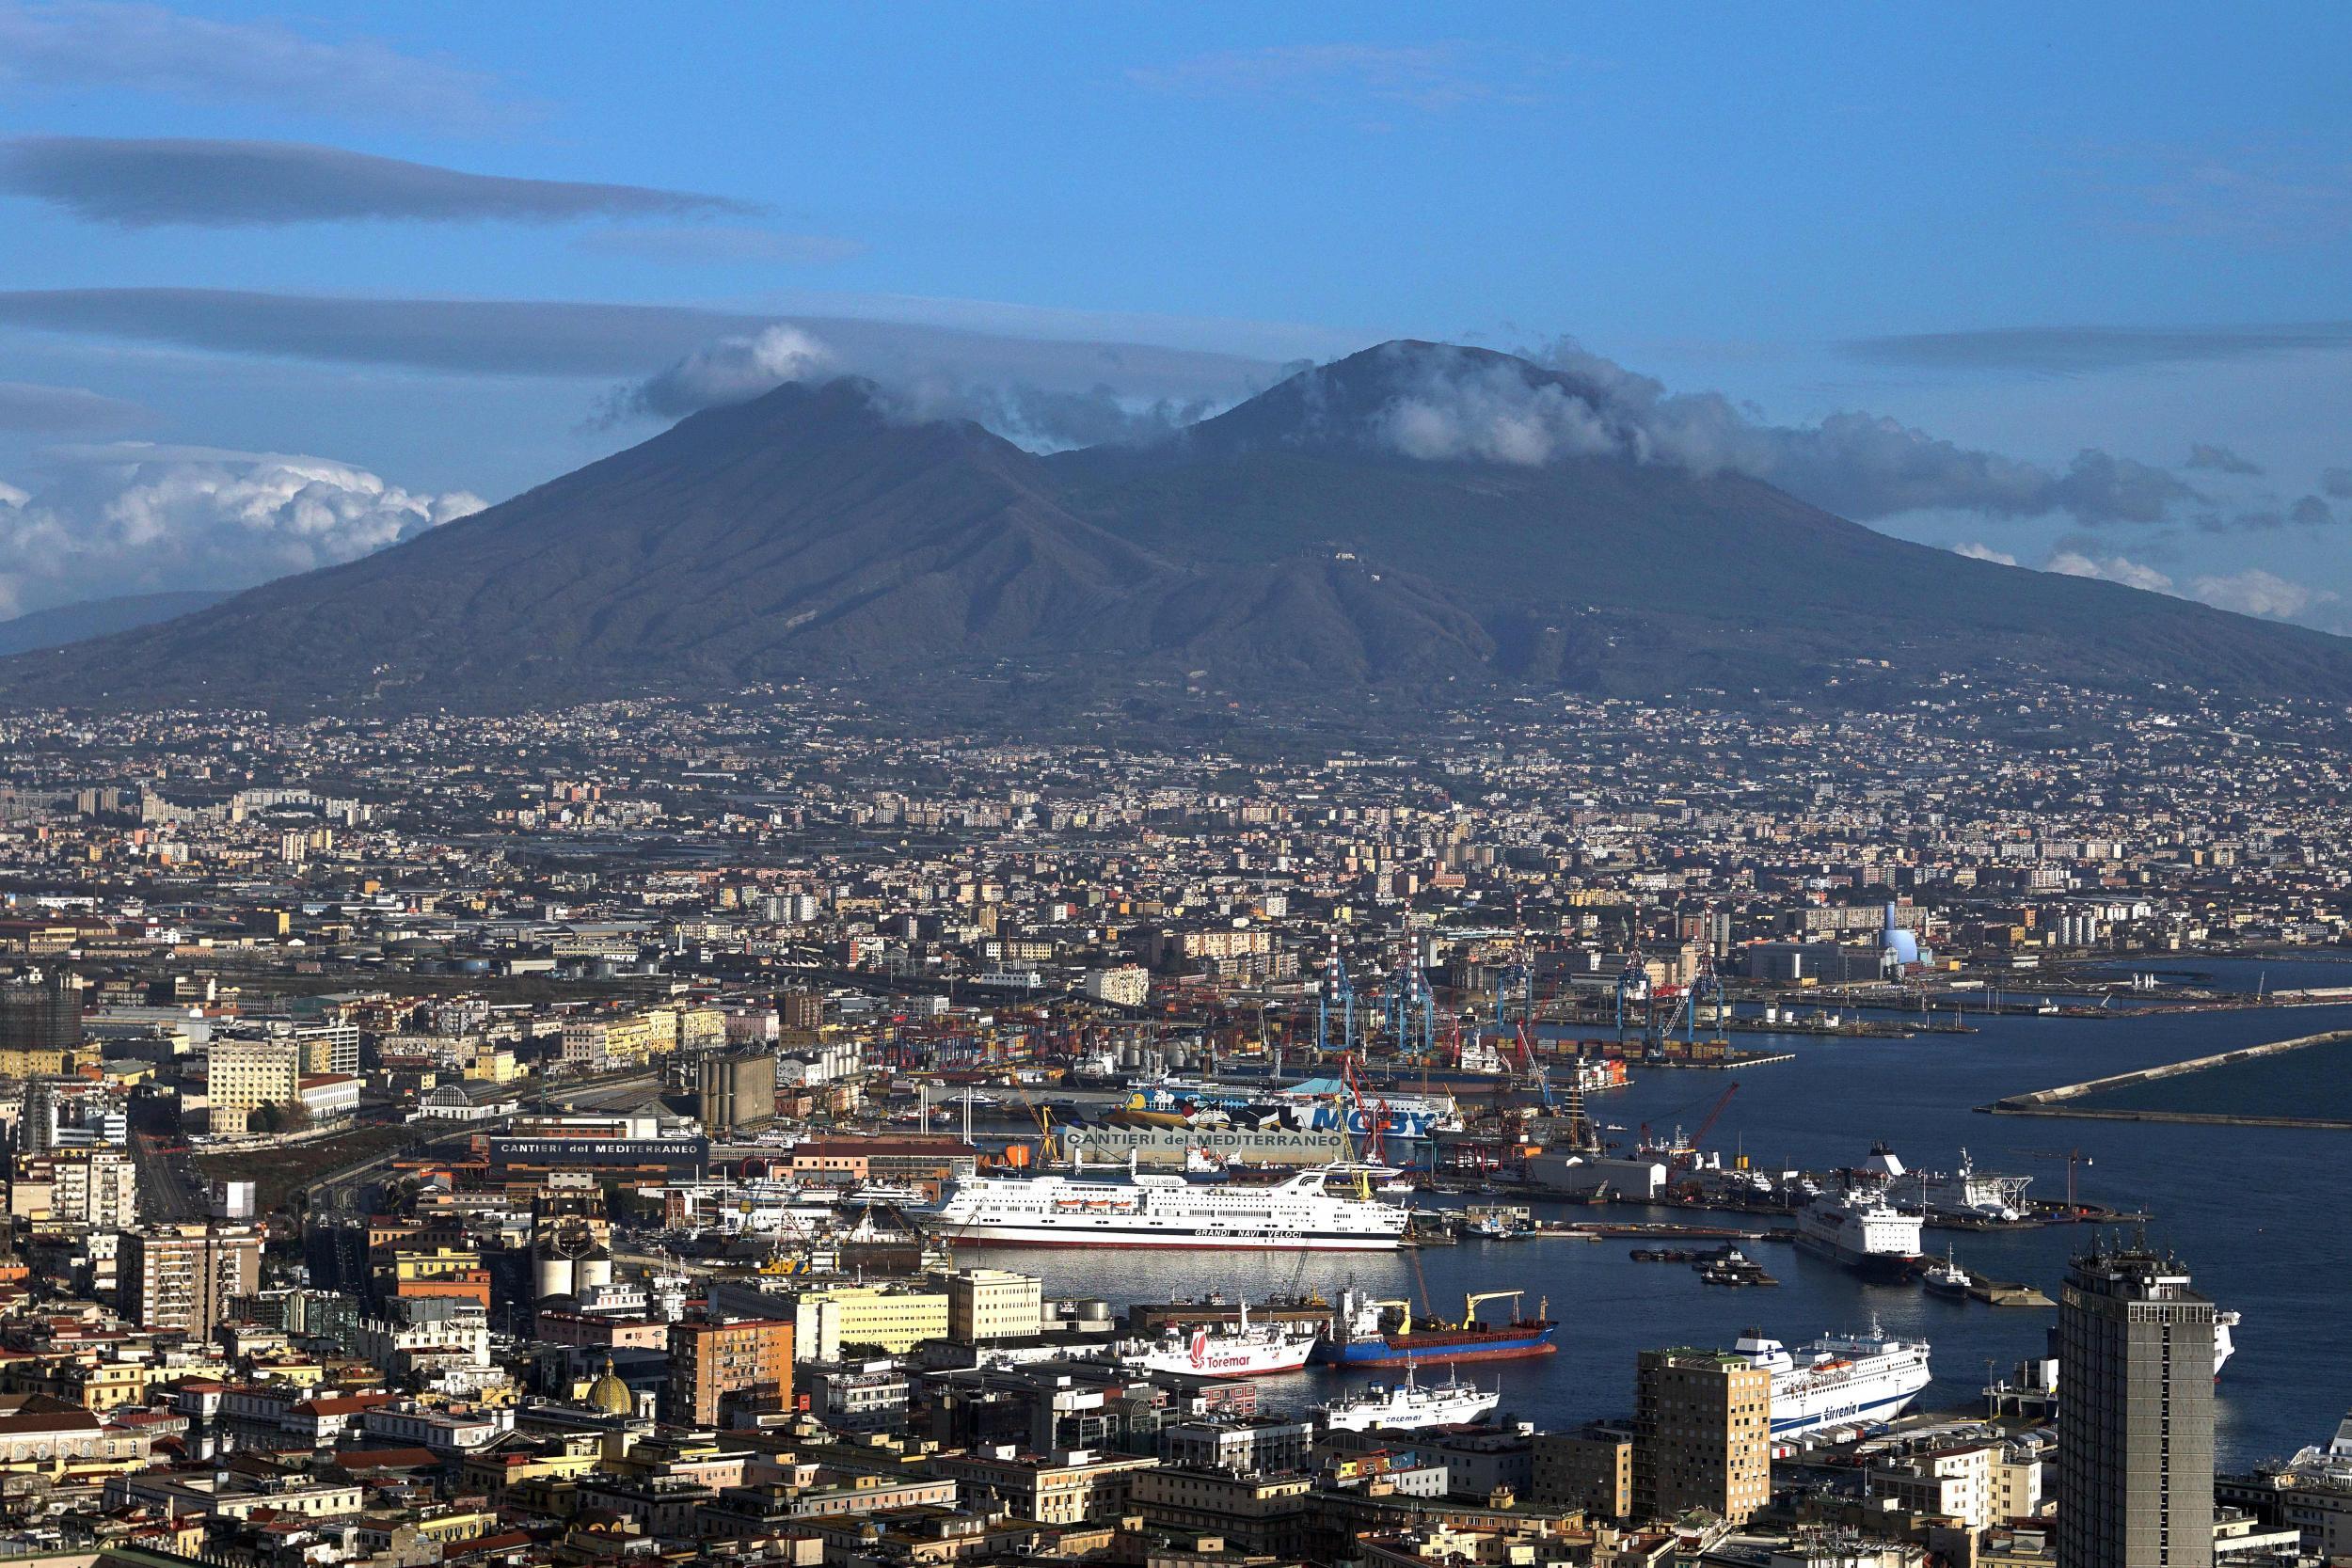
[1922,1245,1973,1298]
[1695,1245,1778,1287]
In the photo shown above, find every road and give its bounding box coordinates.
[131,1131,207,1223]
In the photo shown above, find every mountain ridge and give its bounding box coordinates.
[7,341,2349,713]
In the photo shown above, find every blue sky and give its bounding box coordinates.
[2,2,2349,626]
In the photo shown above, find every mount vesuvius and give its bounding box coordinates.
[9,341,2351,712]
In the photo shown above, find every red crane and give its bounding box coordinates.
[1340,1051,1392,1165]
[1690,1082,1740,1151]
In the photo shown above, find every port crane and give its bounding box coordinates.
[1508,1022,1555,1111]
[1379,927,1437,1061]
[1316,931,1357,1056]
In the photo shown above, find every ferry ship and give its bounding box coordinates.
[922,1165,1410,1250]
[1735,1322,1933,1435]
[1315,1364,1502,1432]
[1314,1287,1558,1367]
[1106,1305,1319,1379]
[1796,1188,1924,1281]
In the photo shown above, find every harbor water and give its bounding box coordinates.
[966,1001,2352,1468]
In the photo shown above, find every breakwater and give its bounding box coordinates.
[1981,1027,2352,1128]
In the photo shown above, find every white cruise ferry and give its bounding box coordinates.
[1735,1322,1932,1436]
[922,1165,1411,1250]
[1797,1188,1923,1281]
[1105,1304,1320,1379]
[1315,1365,1502,1432]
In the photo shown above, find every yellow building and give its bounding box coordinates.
[789,1284,950,1359]
[206,1037,300,1133]
[461,1435,605,1500]
[463,1046,518,1083]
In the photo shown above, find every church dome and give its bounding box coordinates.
[586,1356,633,1416]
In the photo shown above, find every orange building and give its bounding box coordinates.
[667,1318,793,1426]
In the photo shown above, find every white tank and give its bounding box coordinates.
[533,1256,574,1300]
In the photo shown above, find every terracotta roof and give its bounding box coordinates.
[334,1446,441,1472]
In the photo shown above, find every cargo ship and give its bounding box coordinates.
[1313,1287,1558,1367]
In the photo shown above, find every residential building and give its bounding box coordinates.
[668,1317,793,1426]
[932,1445,1159,1526]
[1634,1346,1772,1525]
[1534,1421,1634,1520]
[119,1222,262,1338]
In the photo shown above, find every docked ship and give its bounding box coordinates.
[922,1164,1410,1250]
[1313,1287,1558,1367]
[1796,1188,1923,1281]
[1863,1144,2031,1224]
[1920,1246,1972,1298]
[1734,1322,1933,1436]
[1105,1304,1319,1379]
[1315,1364,1502,1432]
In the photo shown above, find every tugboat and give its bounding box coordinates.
[1695,1245,1779,1287]
[1921,1245,1973,1298]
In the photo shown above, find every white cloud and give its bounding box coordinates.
[1952,541,2018,565]
[603,325,834,421]
[2187,568,2339,623]
[2045,549,2175,594]
[0,444,481,619]
[1334,340,2203,525]
[1380,359,1619,465]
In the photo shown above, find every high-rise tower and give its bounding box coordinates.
[2056,1243,2217,1568]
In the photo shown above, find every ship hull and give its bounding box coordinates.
[1122,1348,1315,1378]
[945,1226,1402,1251]
[1771,1387,1920,1435]
[1313,1329,1558,1366]
[1321,1393,1502,1432]
[1796,1231,1917,1282]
